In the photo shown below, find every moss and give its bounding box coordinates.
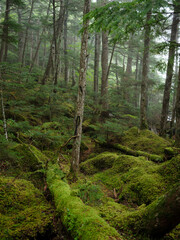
[158,155,180,187]
[47,164,123,240]
[14,143,48,171]
[80,152,119,175]
[164,224,180,240]
[121,127,171,155]
[89,154,166,205]
[0,176,53,240]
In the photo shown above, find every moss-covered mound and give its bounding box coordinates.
[14,143,48,171]
[0,176,53,240]
[121,127,171,155]
[87,154,166,205]
[47,164,123,240]
[80,152,119,175]
[158,155,180,187]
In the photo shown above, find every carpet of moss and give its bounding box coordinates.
[0,176,53,240]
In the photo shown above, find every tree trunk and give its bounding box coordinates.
[101,30,109,112]
[175,63,180,146]
[64,0,69,87]
[21,0,35,66]
[160,4,179,136]
[134,53,139,108]
[71,0,91,176]
[0,0,10,62]
[0,88,8,140]
[126,35,133,75]
[94,32,101,103]
[17,8,24,63]
[42,0,65,85]
[140,11,151,130]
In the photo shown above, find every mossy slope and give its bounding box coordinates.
[121,127,171,155]
[47,164,123,240]
[0,176,53,240]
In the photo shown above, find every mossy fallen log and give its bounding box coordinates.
[96,141,163,162]
[47,164,123,240]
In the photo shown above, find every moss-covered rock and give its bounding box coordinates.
[121,127,171,155]
[80,152,119,175]
[158,155,180,187]
[89,154,166,205]
[0,176,53,240]
[47,164,123,240]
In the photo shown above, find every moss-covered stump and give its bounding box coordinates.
[47,164,123,240]
[121,127,171,156]
[80,152,119,174]
[88,154,166,205]
[0,176,53,240]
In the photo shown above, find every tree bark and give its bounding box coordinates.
[160,4,179,136]
[140,11,151,130]
[0,88,8,140]
[71,0,91,176]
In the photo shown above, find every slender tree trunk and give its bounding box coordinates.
[0,0,10,63]
[134,53,139,108]
[160,4,179,136]
[115,54,120,91]
[140,11,151,130]
[64,0,69,87]
[126,35,133,75]
[21,0,35,66]
[1,88,8,140]
[175,62,180,146]
[17,8,24,63]
[101,30,109,112]
[94,32,101,103]
[42,0,65,85]
[71,0,91,176]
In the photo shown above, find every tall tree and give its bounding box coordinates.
[70,0,91,176]
[160,3,180,136]
[0,0,10,62]
[64,0,69,87]
[175,62,180,146]
[140,10,152,130]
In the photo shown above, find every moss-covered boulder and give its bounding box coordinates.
[80,152,119,175]
[121,127,171,155]
[0,176,53,240]
[89,154,166,205]
[47,164,123,240]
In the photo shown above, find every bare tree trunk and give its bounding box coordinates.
[140,11,151,130]
[101,31,108,112]
[175,62,180,146]
[126,35,133,75]
[160,4,179,136]
[17,8,24,63]
[1,87,8,140]
[0,0,10,62]
[64,0,69,87]
[94,32,101,103]
[71,0,91,177]
[134,53,139,108]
